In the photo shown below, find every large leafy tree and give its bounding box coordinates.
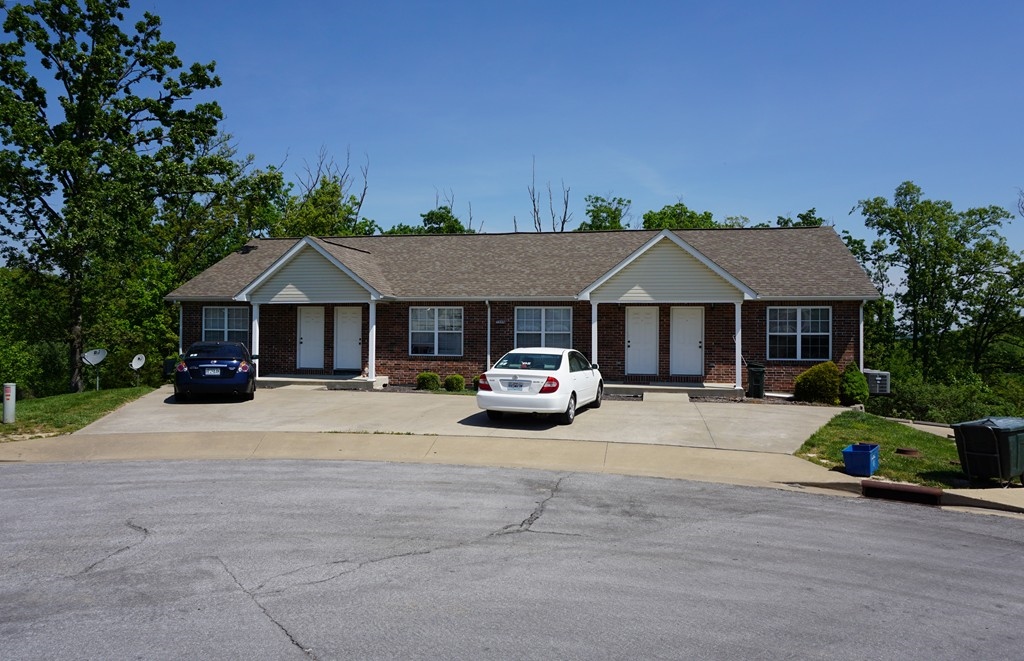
[642,201,716,229]
[576,194,631,231]
[269,149,379,238]
[853,181,1016,381]
[383,205,473,235]
[0,0,227,391]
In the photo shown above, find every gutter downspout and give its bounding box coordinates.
[485,300,491,370]
[177,304,183,355]
[859,301,865,371]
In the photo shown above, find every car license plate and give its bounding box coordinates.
[204,367,221,376]
[506,381,525,391]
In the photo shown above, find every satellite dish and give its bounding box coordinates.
[82,349,108,366]
[130,354,146,371]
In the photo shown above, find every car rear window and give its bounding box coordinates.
[186,344,245,360]
[494,353,562,370]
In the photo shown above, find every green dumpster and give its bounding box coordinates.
[746,363,765,398]
[950,417,1024,486]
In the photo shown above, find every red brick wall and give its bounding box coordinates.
[179,299,863,391]
[739,300,861,392]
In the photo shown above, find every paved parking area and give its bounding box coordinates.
[78,385,844,454]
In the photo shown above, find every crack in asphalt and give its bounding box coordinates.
[218,557,319,660]
[79,520,150,575]
[493,476,566,536]
[246,476,573,605]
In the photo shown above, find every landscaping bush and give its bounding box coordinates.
[415,371,442,391]
[865,371,1013,424]
[444,374,465,392]
[793,361,841,405]
[839,363,870,406]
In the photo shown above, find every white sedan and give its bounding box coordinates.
[476,347,603,425]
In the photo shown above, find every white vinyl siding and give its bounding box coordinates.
[203,307,249,343]
[410,307,463,356]
[767,306,831,360]
[515,307,572,348]
[591,239,740,303]
[252,248,368,304]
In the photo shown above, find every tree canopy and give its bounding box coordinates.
[382,205,473,235]
[641,201,717,229]
[0,0,228,391]
[852,181,1018,381]
[576,195,631,231]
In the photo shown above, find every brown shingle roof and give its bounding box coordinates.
[166,226,878,301]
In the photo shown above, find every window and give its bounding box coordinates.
[767,307,831,360]
[203,307,249,343]
[410,307,463,356]
[515,307,572,348]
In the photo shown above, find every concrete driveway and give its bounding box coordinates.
[78,385,844,454]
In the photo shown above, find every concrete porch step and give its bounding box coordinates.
[604,383,745,398]
[258,375,389,390]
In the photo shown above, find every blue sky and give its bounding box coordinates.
[148,0,1023,247]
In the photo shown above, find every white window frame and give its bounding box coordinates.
[514,306,573,348]
[409,306,463,356]
[202,306,250,343]
[767,306,832,361]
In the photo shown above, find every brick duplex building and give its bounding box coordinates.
[165,227,879,392]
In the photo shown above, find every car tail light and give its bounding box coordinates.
[539,377,559,393]
[175,361,187,373]
[477,374,492,391]
[238,361,250,373]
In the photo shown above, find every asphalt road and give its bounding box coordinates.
[1,460,1021,660]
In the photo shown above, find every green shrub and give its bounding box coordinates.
[416,371,442,391]
[865,371,1012,424]
[793,361,841,405]
[839,363,870,406]
[0,339,41,398]
[444,374,465,392]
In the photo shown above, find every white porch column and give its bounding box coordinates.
[734,302,743,389]
[367,300,377,380]
[590,302,599,365]
[251,303,261,375]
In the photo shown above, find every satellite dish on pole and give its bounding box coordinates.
[130,354,146,386]
[82,348,108,391]
[82,349,107,366]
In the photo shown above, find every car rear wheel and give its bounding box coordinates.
[486,410,503,421]
[591,383,603,409]
[559,395,576,425]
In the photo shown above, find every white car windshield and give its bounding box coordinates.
[494,353,562,371]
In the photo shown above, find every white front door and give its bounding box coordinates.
[626,307,658,374]
[298,306,325,369]
[670,306,704,375]
[334,307,362,371]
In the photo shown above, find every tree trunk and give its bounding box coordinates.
[69,291,84,393]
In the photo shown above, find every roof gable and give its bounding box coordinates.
[582,231,754,302]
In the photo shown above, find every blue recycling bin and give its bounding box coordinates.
[842,443,880,477]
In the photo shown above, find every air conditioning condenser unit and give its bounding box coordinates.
[863,369,891,395]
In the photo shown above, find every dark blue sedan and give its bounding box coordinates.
[173,341,256,402]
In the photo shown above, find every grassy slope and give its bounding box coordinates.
[797,410,967,488]
[0,387,154,441]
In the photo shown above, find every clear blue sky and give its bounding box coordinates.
[149,0,1023,247]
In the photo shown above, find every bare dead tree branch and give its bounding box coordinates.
[528,156,542,232]
[549,180,572,232]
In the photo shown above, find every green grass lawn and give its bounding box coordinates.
[0,387,154,441]
[797,410,968,488]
